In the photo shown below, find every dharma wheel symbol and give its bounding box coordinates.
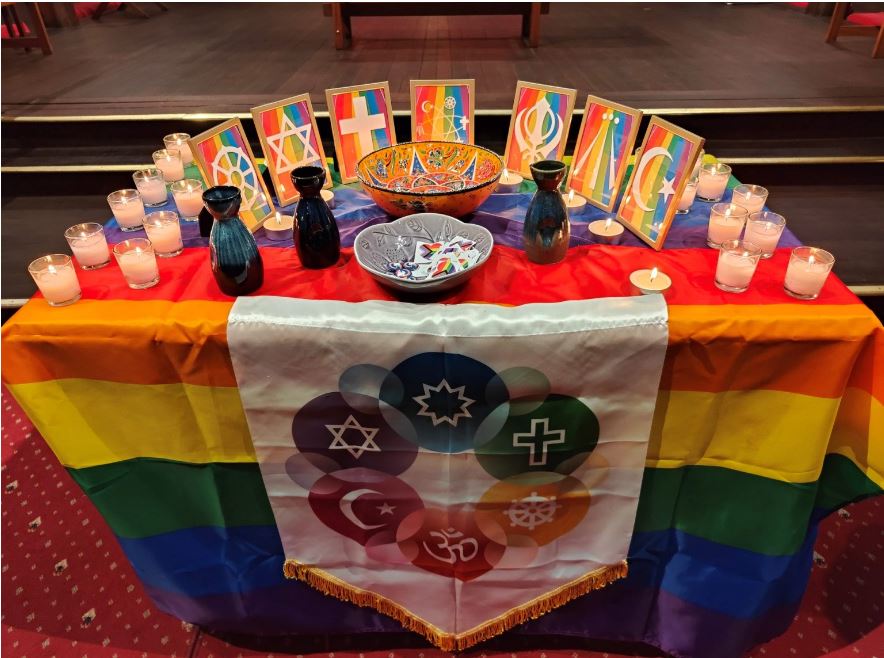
[505,491,560,531]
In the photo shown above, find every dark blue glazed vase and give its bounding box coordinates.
[203,185,264,296]
[291,166,340,269]
[523,160,570,264]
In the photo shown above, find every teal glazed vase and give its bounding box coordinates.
[291,165,340,269]
[203,185,264,296]
[523,160,570,265]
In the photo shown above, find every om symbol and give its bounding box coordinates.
[422,527,479,564]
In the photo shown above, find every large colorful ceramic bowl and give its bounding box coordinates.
[356,141,503,218]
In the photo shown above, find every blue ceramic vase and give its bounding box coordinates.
[291,166,340,269]
[203,186,264,296]
[523,160,570,264]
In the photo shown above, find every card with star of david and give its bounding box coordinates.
[615,116,705,251]
[251,94,332,207]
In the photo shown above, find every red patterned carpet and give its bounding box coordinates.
[2,386,881,658]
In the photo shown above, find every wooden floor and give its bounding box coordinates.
[2,2,883,116]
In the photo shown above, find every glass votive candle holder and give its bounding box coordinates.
[715,239,763,293]
[731,184,769,215]
[64,223,110,270]
[707,203,748,248]
[113,239,160,289]
[163,132,193,165]
[745,211,786,259]
[170,179,204,222]
[676,176,699,214]
[143,211,184,257]
[784,246,835,301]
[28,254,81,306]
[152,149,185,183]
[107,189,146,231]
[133,168,168,207]
[697,162,731,202]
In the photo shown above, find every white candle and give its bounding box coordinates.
[28,255,81,306]
[707,203,748,248]
[321,188,336,209]
[108,189,146,230]
[143,211,183,257]
[731,184,768,215]
[114,240,160,289]
[264,211,293,241]
[133,169,168,206]
[153,149,185,182]
[629,267,672,295]
[565,189,587,213]
[497,168,523,193]
[697,163,731,201]
[677,179,698,214]
[163,133,193,165]
[784,247,834,300]
[714,240,762,293]
[744,211,786,258]
[171,179,204,221]
[588,218,624,245]
[64,223,110,269]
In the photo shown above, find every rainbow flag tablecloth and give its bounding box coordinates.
[2,186,882,657]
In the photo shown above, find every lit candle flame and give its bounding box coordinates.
[650,267,658,282]
[766,221,772,231]
[186,184,193,194]
[808,254,816,267]
[605,217,612,231]
[503,168,509,181]
[48,264,57,275]
[275,211,282,226]
[135,247,142,255]
[568,189,574,203]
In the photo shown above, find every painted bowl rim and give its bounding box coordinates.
[353,212,494,287]
[355,141,504,198]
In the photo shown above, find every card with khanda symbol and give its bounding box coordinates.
[503,81,577,178]
[251,94,332,206]
[410,79,475,144]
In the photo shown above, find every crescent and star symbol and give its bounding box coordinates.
[631,146,674,212]
[326,415,380,459]
[339,488,386,530]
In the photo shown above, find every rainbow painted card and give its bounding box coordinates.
[189,119,275,231]
[326,82,396,184]
[616,117,705,250]
[566,96,642,212]
[252,94,331,206]
[503,81,577,178]
[410,79,475,144]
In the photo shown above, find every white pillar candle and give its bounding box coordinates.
[744,211,786,258]
[113,239,160,289]
[28,254,81,306]
[731,184,768,215]
[565,189,587,213]
[64,223,110,269]
[588,218,624,245]
[714,240,762,293]
[133,169,168,206]
[152,149,185,183]
[629,267,672,295]
[707,203,748,248]
[143,211,184,257]
[164,133,193,165]
[697,163,732,202]
[784,246,834,300]
[107,189,146,230]
[263,211,294,241]
[677,178,698,214]
[496,168,523,193]
[171,179,204,221]
[320,188,336,209]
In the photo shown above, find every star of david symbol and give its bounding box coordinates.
[658,177,676,205]
[512,418,566,466]
[266,114,320,175]
[326,415,381,459]
[412,379,474,427]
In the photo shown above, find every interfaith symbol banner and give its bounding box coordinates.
[227,297,669,649]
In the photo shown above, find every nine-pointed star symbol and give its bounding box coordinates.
[376,503,396,516]
[658,177,676,204]
[412,379,475,427]
[326,415,381,459]
[266,114,320,175]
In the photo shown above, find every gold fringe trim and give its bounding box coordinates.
[283,558,628,651]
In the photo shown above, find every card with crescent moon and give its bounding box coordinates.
[188,118,276,232]
[251,94,332,207]
[503,81,577,178]
[409,79,475,144]
[326,82,396,184]
[616,117,704,250]
[566,96,643,212]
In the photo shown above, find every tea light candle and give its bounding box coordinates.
[588,218,624,245]
[107,189,146,230]
[64,223,110,270]
[133,168,168,207]
[565,189,587,213]
[163,133,193,165]
[714,240,762,293]
[170,179,204,221]
[784,246,835,300]
[321,188,336,209]
[677,177,698,214]
[263,211,293,241]
[697,162,732,202]
[731,184,769,215]
[629,267,672,295]
[707,203,748,248]
[497,168,523,193]
[152,149,185,182]
[28,254,81,306]
[143,211,183,257]
[745,211,786,258]
[113,239,160,289]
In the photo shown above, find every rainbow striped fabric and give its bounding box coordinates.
[2,193,881,656]
[412,82,473,143]
[329,86,395,182]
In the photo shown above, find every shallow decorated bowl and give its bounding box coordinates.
[356,141,503,218]
[354,213,494,294]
